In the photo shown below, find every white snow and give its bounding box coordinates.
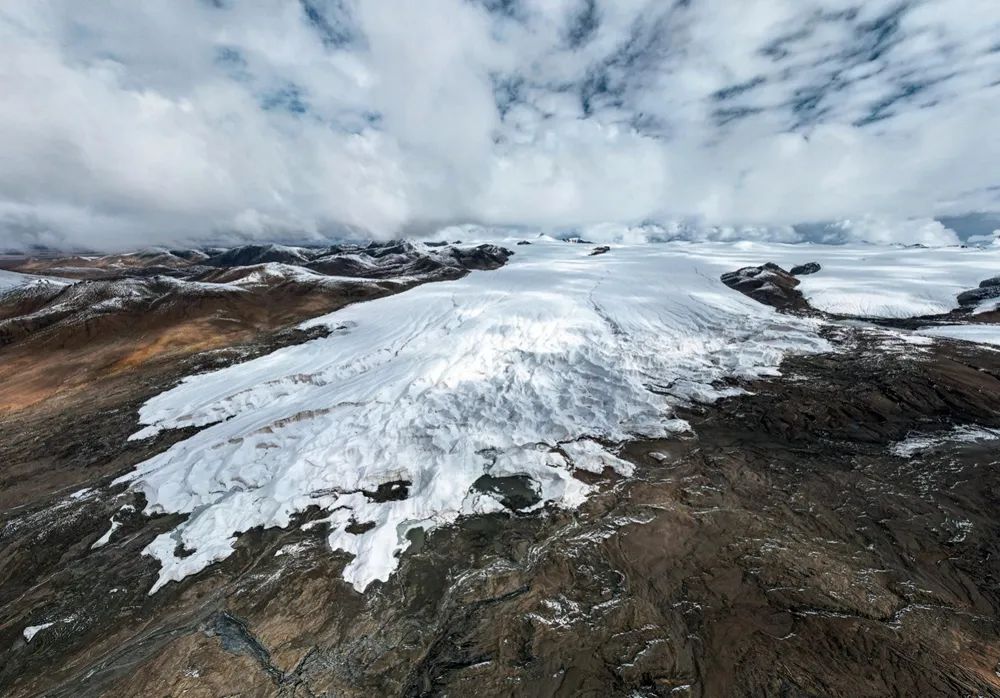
[0,269,28,290]
[22,622,55,642]
[560,439,636,476]
[119,239,1000,594]
[973,298,1000,315]
[117,238,1000,593]
[592,240,1000,318]
[22,615,77,642]
[223,262,396,288]
[0,268,70,292]
[114,240,1000,594]
[890,425,1000,457]
[915,324,1000,347]
[782,245,1000,318]
[119,239,834,594]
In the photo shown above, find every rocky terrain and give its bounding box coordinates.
[1,240,1000,697]
[0,242,510,413]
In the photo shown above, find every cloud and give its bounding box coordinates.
[819,216,960,246]
[0,0,997,250]
[543,216,959,247]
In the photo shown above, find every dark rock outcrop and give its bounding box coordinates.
[790,261,821,276]
[446,244,513,271]
[720,263,809,311]
[471,474,542,511]
[589,246,610,256]
[956,284,1000,307]
[953,274,1000,308]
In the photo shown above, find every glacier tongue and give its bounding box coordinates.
[119,239,830,593]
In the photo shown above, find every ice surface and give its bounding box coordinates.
[782,245,1000,318]
[614,240,1000,318]
[120,239,845,593]
[0,270,28,290]
[916,324,1000,347]
[0,269,70,291]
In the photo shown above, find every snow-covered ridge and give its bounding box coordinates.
[120,239,834,594]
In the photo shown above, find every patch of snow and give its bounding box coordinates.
[274,541,310,557]
[890,425,1000,457]
[22,622,55,642]
[91,519,121,550]
[91,505,135,549]
[973,297,1000,315]
[119,239,838,594]
[893,333,936,346]
[561,440,635,477]
[915,324,1000,347]
[225,262,392,288]
[22,615,76,642]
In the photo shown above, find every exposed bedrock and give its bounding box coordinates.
[3,326,1000,697]
[789,261,821,276]
[0,242,512,412]
[956,284,1000,308]
[720,262,811,311]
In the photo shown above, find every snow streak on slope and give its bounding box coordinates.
[121,239,830,593]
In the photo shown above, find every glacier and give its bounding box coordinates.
[117,238,1000,593]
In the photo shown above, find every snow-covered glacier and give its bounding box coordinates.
[118,238,1000,594]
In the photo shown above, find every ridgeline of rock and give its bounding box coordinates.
[0,242,512,413]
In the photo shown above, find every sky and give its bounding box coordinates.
[1,0,998,250]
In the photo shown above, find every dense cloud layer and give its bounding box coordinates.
[1,0,998,250]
